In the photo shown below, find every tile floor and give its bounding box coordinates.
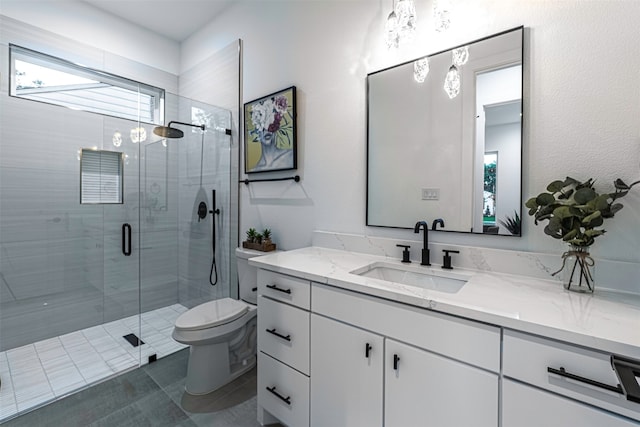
[0,304,189,423]
[3,347,279,427]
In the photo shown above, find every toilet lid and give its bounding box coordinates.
[175,298,248,331]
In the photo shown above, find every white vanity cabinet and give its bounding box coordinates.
[502,329,640,425]
[385,338,498,427]
[257,270,311,427]
[310,283,500,427]
[310,314,384,426]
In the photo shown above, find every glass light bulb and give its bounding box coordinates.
[434,0,451,32]
[452,46,469,66]
[413,57,430,83]
[130,127,147,143]
[112,131,122,147]
[385,10,399,49]
[395,0,417,43]
[444,64,461,99]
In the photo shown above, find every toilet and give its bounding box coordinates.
[172,247,266,395]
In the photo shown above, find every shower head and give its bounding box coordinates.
[153,121,205,139]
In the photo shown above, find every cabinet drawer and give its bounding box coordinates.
[503,329,640,422]
[503,379,639,427]
[312,283,500,372]
[258,351,310,427]
[258,295,310,374]
[258,269,310,310]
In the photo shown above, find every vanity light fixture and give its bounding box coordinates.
[384,0,417,49]
[395,0,417,43]
[384,5,400,49]
[413,57,430,83]
[452,46,469,66]
[444,64,461,99]
[433,0,451,32]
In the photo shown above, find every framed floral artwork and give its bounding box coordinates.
[244,86,297,173]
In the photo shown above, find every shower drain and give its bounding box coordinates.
[122,333,144,347]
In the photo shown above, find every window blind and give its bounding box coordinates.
[81,149,123,204]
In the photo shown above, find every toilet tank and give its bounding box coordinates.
[236,247,280,305]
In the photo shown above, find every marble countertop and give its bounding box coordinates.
[250,246,640,359]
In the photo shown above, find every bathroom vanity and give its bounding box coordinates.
[252,247,640,427]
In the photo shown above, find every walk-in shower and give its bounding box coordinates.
[0,92,234,421]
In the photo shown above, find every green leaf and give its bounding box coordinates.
[544,224,562,238]
[574,187,597,204]
[610,190,628,201]
[562,229,578,241]
[546,180,566,193]
[528,207,537,216]
[568,238,587,246]
[552,206,573,219]
[547,217,563,233]
[558,189,574,200]
[592,194,610,211]
[581,210,601,224]
[536,193,556,206]
[614,178,630,190]
[610,203,624,215]
[525,197,538,209]
[584,229,605,237]
[563,177,579,186]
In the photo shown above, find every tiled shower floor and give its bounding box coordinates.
[0,304,189,422]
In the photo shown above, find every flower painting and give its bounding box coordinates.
[244,86,297,173]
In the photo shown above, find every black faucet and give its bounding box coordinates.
[432,218,445,230]
[414,221,430,266]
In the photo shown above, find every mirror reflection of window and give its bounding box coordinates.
[483,152,497,227]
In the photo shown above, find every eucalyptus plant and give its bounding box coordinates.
[525,176,639,247]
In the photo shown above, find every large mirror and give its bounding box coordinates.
[367,27,523,236]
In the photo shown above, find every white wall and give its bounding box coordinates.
[0,0,180,75]
[182,0,640,267]
[3,0,639,266]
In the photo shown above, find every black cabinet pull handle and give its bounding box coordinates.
[393,354,400,370]
[122,223,132,256]
[266,284,291,294]
[365,343,372,358]
[266,328,291,341]
[266,386,291,405]
[547,367,622,394]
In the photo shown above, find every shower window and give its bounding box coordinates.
[9,44,165,124]
[80,149,123,204]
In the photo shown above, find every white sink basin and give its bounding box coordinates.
[351,262,470,294]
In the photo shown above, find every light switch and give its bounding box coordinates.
[421,188,440,200]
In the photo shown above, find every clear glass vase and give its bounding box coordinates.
[555,246,595,293]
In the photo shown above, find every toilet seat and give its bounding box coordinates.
[175,298,249,331]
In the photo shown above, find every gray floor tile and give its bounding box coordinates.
[142,347,188,389]
[3,348,278,427]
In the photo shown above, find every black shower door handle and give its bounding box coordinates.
[122,223,132,256]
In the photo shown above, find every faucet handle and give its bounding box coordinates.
[396,244,411,263]
[442,249,459,269]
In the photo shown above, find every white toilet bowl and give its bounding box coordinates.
[172,247,269,395]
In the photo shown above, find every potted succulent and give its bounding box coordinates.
[243,227,276,252]
[262,228,272,245]
[498,211,521,235]
[246,228,258,243]
[525,176,638,292]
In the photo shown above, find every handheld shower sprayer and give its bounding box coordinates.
[209,189,220,286]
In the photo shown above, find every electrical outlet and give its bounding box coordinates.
[421,188,440,200]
